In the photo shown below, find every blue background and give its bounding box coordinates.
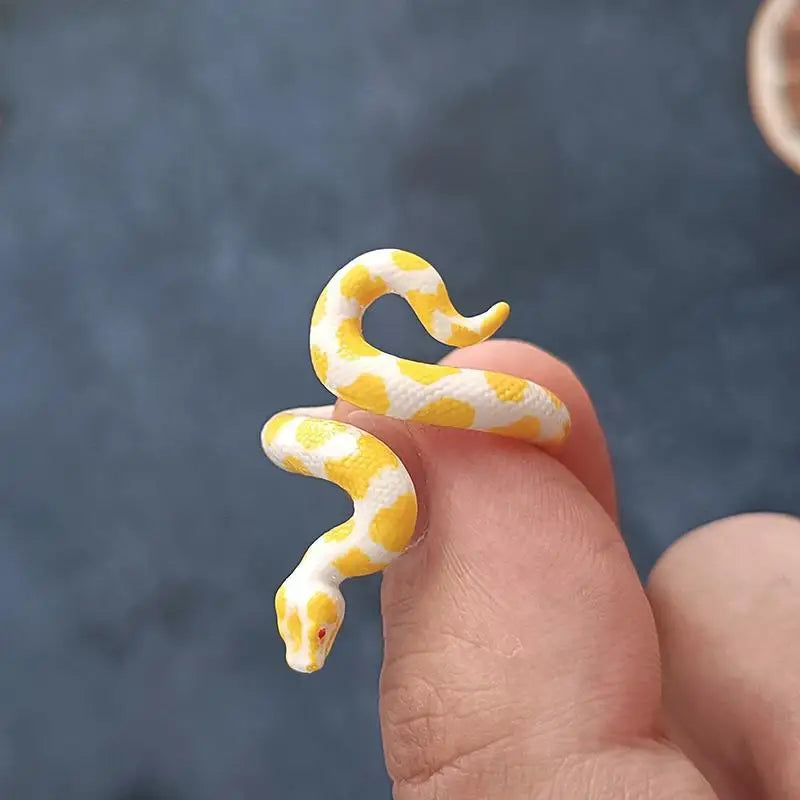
[1,1,798,797]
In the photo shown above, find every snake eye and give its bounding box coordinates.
[317,628,326,640]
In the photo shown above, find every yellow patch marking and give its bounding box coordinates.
[311,286,328,327]
[275,587,302,654]
[337,373,390,414]
[261,413,294,446]
[369,493,417,552]
[286,611,302,652]
[323,519,355,543]
[489,416,542,442]
[340,264,388,306]
[295,418,346,450]
[543,386,565,410]
[307,592,338,627]
[445,302,509,347]
[333,547,386,577]
[392,250,430,271]
[485,372,528,403]
[310,345,329,383]
[336,318,381,360]
[305,590,340,670]
[483,302,510,333]
[412,397,476,429]
[324,434,399,499]
[406,284,454,332]
[446,323,483,347]
[275,586,287,622]
[275,587,293,652]
[397,359,460,385]
[283,455,311,475]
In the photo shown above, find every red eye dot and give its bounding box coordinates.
[317,628,326,640]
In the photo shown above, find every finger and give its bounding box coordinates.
[334,340,715,799]
[648,512,800,800]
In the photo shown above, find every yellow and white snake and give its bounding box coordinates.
[261,249,571,673]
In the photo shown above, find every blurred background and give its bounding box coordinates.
[1,1,798,797]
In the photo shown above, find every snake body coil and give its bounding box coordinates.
[261,249,570,673]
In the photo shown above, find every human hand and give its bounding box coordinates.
[333,340,799,800]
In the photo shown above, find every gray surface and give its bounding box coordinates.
[1,1,798,797]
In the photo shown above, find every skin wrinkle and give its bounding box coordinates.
[380,580,426,621]
[437,534,509,618]
[382,629,520,692]
[405,766,538,800]
[392,725,524,790]
[381,637,463,674]
[387,689,527,737]
[383,675,448,779]
[546,745,719,800]
[382,557,523,668]
[394,739,717,800]
[382,663,518,752]
[387,595,660,775]
[381,544,443,618]
[384,542,661,787]
[434,624,523,660]
[382,634,659,791]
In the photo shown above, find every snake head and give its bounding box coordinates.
[275,580,345,673]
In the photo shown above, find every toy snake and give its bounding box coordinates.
[261,249,571,673]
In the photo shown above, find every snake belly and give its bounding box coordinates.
[261,248,571,673]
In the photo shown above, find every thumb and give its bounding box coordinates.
[335,340,717,799]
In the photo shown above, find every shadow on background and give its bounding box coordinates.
[0,1,798,798]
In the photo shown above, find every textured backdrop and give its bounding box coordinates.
[1,1,798,798]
